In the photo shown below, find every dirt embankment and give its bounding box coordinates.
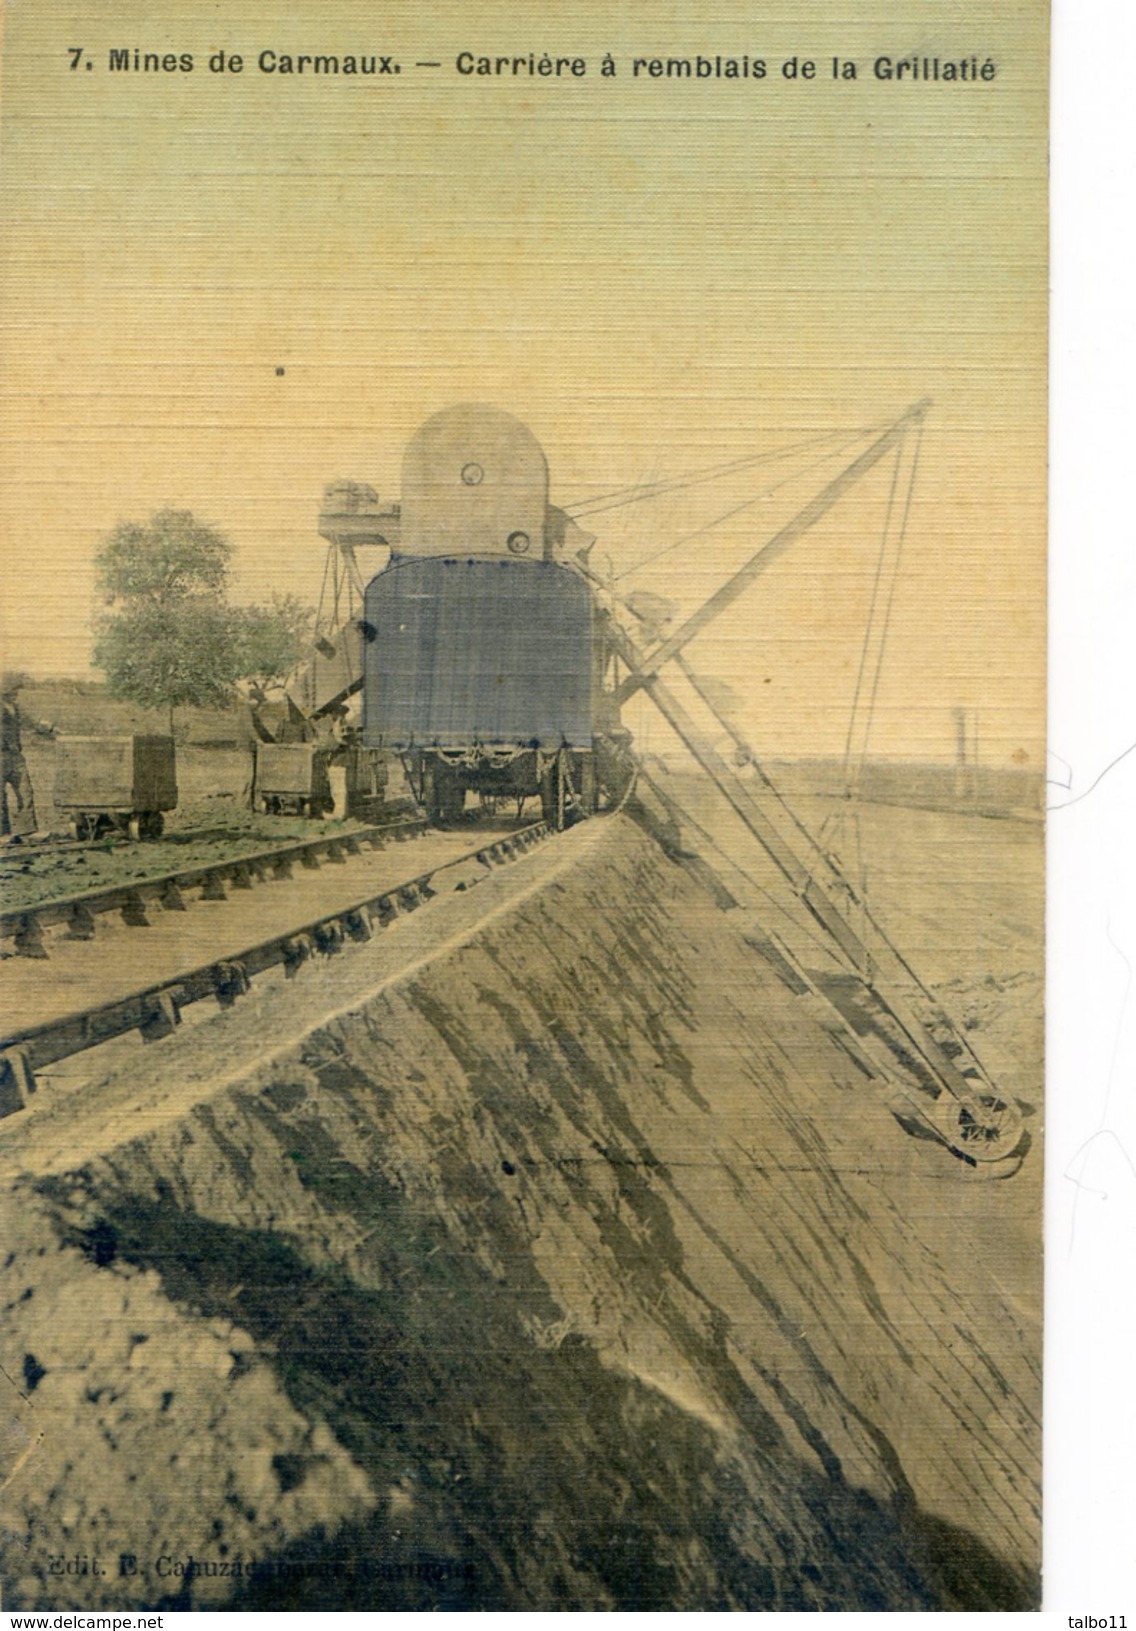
[0,815,1040,1610]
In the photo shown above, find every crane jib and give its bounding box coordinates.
[613,398,931,707]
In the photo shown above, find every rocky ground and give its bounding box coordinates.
[0,777,1042,1611]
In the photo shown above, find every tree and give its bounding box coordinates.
[95,510,232,607]
[93,595,240,737]
[92,511,311,735]
[94,511,236,734]
[230,593,314,693]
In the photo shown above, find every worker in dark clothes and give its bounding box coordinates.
[1,676,54,839]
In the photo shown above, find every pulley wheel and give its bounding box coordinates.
[943,1091,1024,1164]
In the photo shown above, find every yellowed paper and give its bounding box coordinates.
[1,0,1045,1611]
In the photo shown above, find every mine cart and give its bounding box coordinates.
[54,734,177,840]
[251,741,333,817]
[252,740,388,819]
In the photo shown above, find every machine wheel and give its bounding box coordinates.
[578,755,597,817]
[540,759,557,829]
[423,758,464,826]
[422,760,441,825]
[443,781,465,823]
[594,731,636,811]
[541,752,569,832]
[942,1091,1025,1165]
[140,811,164,840]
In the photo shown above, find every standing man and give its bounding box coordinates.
[1,675,53,839]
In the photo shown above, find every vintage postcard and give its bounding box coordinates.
[0,0,1048,1612]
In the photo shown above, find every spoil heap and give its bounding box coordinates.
[0,812,1040,1610]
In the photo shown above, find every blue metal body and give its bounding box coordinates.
[361,555,594,752]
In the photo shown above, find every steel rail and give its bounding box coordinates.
[0,820,554,1115]
[0,814,429,959]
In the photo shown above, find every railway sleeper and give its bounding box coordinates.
[344,909,373,942]
[313,920,345,954]
[213,960,250,1006]
[65,904,98,942]
[139,990,182,1043]
[0,1047,35,1116]
[120,891,149,928]
[11,916,47,960]
[283,933,315,974]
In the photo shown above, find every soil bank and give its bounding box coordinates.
[0,812,1040,1610]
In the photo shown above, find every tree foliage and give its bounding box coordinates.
[93,598,242,733]
[231,593,314,689]
[92,511,313,730]
[95,510,232,607]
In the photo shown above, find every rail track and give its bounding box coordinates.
[0,817,555,1117]
[0,815,431,959]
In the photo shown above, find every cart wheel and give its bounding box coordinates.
[141,812,164,840]
[128,816,142,842]
[256,794,270,815]
[300,799,312,820]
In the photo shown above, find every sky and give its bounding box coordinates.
[0,0,1047,762]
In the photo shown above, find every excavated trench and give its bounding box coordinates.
[0,810,1040,1610]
